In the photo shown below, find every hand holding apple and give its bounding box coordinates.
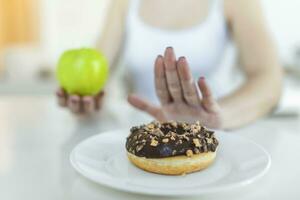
[56,88,104,114]
[56,48,109,114]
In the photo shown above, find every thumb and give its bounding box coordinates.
[127,94,165,121]
[198,77,220,113]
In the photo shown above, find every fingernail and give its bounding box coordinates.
[56,90,63,96]
[166,46,173,50]
[83,99,91,104]
[178,56,186,61]
[200,76,205,80]
[71,99,77,104]
[157,55,163,59]
[70,96,79,103]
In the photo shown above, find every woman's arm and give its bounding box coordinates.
[128,0,282,130]
[56,0,128,114]
[219,0,283,129]
[97,0,128,69]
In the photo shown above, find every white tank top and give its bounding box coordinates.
[124,0,230,102]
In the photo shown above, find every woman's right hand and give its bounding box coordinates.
[56,88,104,114]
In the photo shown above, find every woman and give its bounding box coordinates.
[57,0,282,129]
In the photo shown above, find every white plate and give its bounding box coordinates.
[70,129,271,196]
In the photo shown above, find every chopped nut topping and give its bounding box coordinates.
[166,131,172,137]
[190,124,197,129]
[127,121,218,158]
[171,121,177,127]
[147,123,155,129]
[193,138,201,147]
[151,121,161,128]
[206,138,213,144]
[152,129,164,137]
[165,124,171,129]
[191,124,201,133]
[172,150,177,155]
[186,149,193,157]
[162,138,169,143]
[170,132,176,136]
[150,139,158,146]
[183,135,190,141]
[136,144,144,152]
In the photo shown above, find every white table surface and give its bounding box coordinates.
[0,95,300,200]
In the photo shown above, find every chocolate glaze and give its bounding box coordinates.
[125,121,219,158]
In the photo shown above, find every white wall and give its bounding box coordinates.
[40,0,110,66]
[40,0,300,65]
[262,0,300,64]
[2,0,299,94]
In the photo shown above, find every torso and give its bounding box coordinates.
[139,0,211,30]
[124,0,231,102]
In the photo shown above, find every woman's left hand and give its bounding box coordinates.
[128,47,223,129]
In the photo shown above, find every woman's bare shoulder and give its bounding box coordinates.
[224,0,263,22]
[108,0,130,16]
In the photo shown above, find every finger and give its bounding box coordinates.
[68,95,82,113]
[95,91,105,110]
[177,57,200,106]
[164,47,183,102]
[127,94,165,121]
[56,88,67,107]
[155,55,171,105]
[198,77,220,113]
[82,96,95,114]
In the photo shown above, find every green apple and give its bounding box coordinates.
[56,48,109,96]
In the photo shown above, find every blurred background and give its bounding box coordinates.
[0,0,300,111]
[0,2,300,199]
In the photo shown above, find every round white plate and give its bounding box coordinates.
[70,129,271,196]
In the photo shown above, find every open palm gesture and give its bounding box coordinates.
[128,47,223,129]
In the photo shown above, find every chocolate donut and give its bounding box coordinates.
[126,121,219,175]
